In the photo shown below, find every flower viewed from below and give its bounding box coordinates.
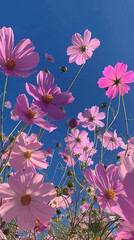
[67,29,100,65]
[0,27,39,77]
[4,101,11,109]
[115,221,134,240]
[78,106,105,131]
[0,171,56,230]
[84,164,124,211]
[14,94,56,132]
[45,53,55,63]
[9,132,49,171]
[26,71,74,121]
[59,148,75,167]
[98,130,123,151]
[97,62,134,99]
[10,110,19,121]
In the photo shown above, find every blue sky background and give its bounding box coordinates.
[0,0,134,183]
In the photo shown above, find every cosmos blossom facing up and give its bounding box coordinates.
[97,62,134,99]
[0,27,39,77]
[26,71,74,121]
[45,53,55,63]
[98,130,123,151]
[0,171,56,230]
[67,29,100,65]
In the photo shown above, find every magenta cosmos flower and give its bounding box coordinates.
[45,53,55,63]
[84,164,124,211]
[9,132,49,171]
[98,130,123,151]
[14,94,56,132]
[0,27,39,77]
[78,106,105,131]
[97,62,134,99]
[67,29,100,65]
[0,171,56,230]
[26,71,74,121]
[115,221,134,240]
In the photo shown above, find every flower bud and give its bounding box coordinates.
[61,66,67,72]
[69,118,79,129]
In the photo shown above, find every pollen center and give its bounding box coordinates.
[84,146,88,151]
[81,45,86,52]
[106,188,116,199]
[44,93,53,103]
[110,137,115,142]
[27,109,36,119]
[75,137,81,143]
[6,58,16,69]
[89,117,94,122]
[24,151,31,159]
[21,194,32,206]
[114,78,120,85]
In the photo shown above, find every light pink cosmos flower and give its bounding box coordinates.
[45,53,55,63]
[9,132,49,171]
[98,130,123,151]
[78,106,105,131]
[14,94,56,132]
[10,109,20,121]
[0,27,39,77]
[97,62,134,99]
[67,29,100,65]
[0,230,7,239]
[26,71,74,121]
[0,171,56,230]
[4,101,11,109]
[84,164,124,211]
[59,148,75,167]
[50,195,72,209]
[35,220,50,233]
[64,129,89,153]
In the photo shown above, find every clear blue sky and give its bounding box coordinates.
[0,0,134,182]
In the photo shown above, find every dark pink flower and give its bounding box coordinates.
[59,148,75,167]
[69,118,79,129]
[26,71,74,121]
[0,27,39,77]
[0,171,56,230]
[97,62,134,99]
[67,29,100,65]
[14,94,56,132]
[84,164,124,211]
[45,53,55,63]
[115,221,134,240]
[78,106,105,131]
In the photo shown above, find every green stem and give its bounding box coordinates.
[1,76,8,151]
[3,120,21,146]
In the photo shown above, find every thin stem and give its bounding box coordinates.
[1,76,8,151]
[122,94,129,144]
[56,71,63,85]
[27,125,32,137]
[3,120,21,146]
[66,62,85,92]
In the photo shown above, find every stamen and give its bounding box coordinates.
[110,137,115,142]
[6,58,16,69]
[89,117,94,122]
[27,109,36,119]
[75,138,81,143]
[44,93,53,103]
[106,188,116,199]
[21,194,32,206]
[81,45,86,52]
[24,151,31,159]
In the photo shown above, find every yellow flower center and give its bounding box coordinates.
[27,109,36,119]
[24,151,31,159]
[20,194,32,206]
[44,93,53,103]
[96,237,100,240]
[35,220,39,227]
[53,200,57,205]
[6,58,16,69]
[106,188,116,199]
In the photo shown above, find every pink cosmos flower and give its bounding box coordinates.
[84,164,124,211]
[97,62,134,99]
[115,221,134,240]
[9,132,49,171]
[45,53,55,63]
[26,71,74,121]
[4,101,11,109]
[78,106,105,131]
[0,230,7,239]
[64,129,89,153]
[35,220,50,233]
[59,148,75,167]
[67,29,100,65]
[0,27,39,77]
[50,195,72,209]
[10,109,19,121]
[98,130,123,150]
[0,171,56,230]
[14,94,56,132]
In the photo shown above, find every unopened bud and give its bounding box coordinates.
[61,66,67,72]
